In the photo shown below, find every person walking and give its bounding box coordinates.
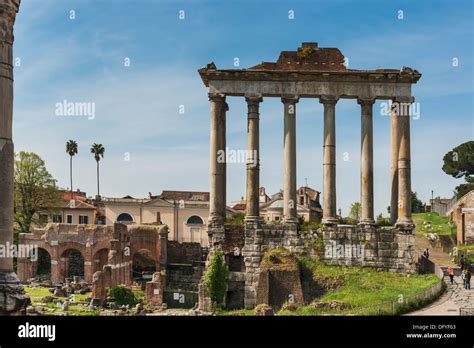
[423,248,430,259]
[466,270,471,290]
[447,266,454,285]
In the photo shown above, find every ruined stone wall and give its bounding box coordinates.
[241,223,304,309]
[321,225,416,273]
[167,241,202,264]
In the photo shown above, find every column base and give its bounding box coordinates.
[282,217,298,225]
[395,221,415,232]
[322,218,338,226]
[0,272,30,315]
[358,219,376,227]
[208,215,224,228]
[245,216,261,229]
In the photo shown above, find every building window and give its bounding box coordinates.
[52,215,62,223]
[79,215,89,224]
[186,215,204,224]
[275,216,280,221]
[156,212,162,224]
[66,215,73,224]
[117,213,134,222]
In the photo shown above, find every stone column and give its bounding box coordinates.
[245,94,263,224]
[0,0,29,315]
[208,93,227,226]
[320,96,338,225]
[282,95,299,224]
[390,102,400,224]
[396,97,414,229]
[358,97,375,225]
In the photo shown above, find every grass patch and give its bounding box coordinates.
[279,257,441,315]
[24,286,100,316]
[260,247,298,271]
[413,212,454,237]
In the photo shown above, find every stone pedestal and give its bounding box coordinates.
[145,272,165,306]
[0,272,30,315]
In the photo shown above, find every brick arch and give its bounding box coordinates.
[130,231,159,262]
[59,245,86,280]
[58,243,87,260]
[93,248,110,274]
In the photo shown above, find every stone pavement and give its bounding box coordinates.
[407,275,474,316]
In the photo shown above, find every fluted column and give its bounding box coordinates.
[390,101,400,224]
[396,97,414,228]
[208,93,227,226]
[358,97,375,225]
[282,95,299,224]
[320,96,338,225]
[245,94,263,224]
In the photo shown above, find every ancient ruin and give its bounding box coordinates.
[199,42,421,309]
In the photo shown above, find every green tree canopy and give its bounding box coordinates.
[349,202,361,221]
[442,141,474,198]
[411,192,424,213]
[14,151,61,236]
[442,141,474,179]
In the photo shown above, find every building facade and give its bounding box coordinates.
[102,191,211,245]
[448,190,474,245]
[231,186,322,223]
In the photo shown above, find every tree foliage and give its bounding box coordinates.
[349,202,361,221]
[14,152,61,235]
[411,192,424,213]
[204,248,228,310]
[442,141,474,179]
[442,141,474,199]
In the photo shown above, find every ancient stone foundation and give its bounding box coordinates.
[321,225,416,273]
[242,223,304,309]
[0,272,30,315]
[200,222,416,310]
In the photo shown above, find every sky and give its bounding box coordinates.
[12,0,474,216]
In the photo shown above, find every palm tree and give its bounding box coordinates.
[90,143,105,198]
[66,140,78,198]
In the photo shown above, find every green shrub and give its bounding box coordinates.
[376,214,392,226]
[225,213,245,225]
[108,286,138,306]
[300,221,322,232]
[204,249,229,310]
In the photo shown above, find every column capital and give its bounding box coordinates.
[0,0,20,44]
[357,97,376,105]
[281,95,299,104]
[319,96,339,105]
[208,92,226,102]
[245,94,263,105]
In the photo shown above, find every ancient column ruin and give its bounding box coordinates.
[199,42,421,309]
[0,0,29,315]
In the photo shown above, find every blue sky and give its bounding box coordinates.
[12,0,474,216]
